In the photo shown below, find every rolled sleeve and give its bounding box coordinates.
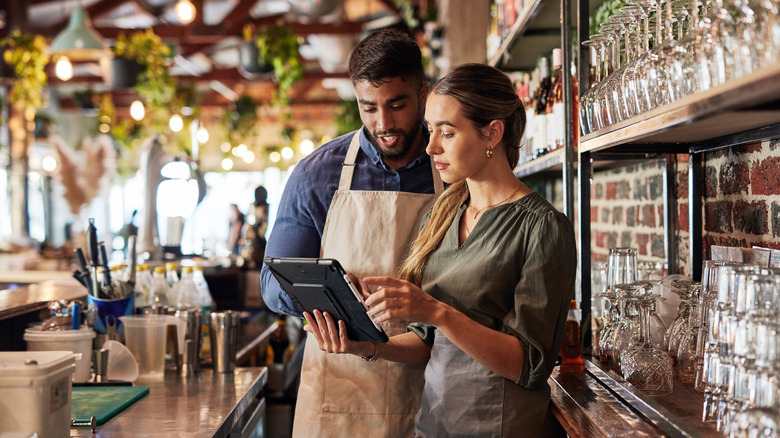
[506,212,577,388]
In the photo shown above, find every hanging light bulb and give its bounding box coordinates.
[299,138,315,155]
[130,100,145,121]
[281,147,294,160]
[50,6,107,61]
[55,56,74,81]
[221,158,234,170]
[269,152,281,163]
[176,0,196,24]
[197,126,209,144]
[169,114,183,132]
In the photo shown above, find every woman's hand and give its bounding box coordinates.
[303,309,375,357]
[362,276,446,326]
[345,272,371,302]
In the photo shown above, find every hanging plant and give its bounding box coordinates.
[1,30,50,110]
[254,24,304,111]
[113,29,176,122]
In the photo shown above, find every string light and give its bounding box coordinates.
[269,152,281,162]
[300,138,315,155]
[281,146,294,160]
[197,126,209,144]
[221,158,234,170]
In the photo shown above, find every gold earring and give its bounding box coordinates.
[486,148,493,158]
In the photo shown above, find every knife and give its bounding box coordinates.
[73,247,93,295]
[99,242,113,297]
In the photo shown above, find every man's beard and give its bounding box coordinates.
[367,120,421,160]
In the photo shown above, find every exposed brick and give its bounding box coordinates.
[596,183,604,199]
[677,168,688,198]
[606,182,618,200]
[676,153,690,164]
[595,230,607,248]
[607,232,618,249]
[590,206,598,222]
[601,207,610,223]
[679,203,689,232]
[642,204,656,227]
[651,234,665,258]
[633,178,648,201]
[657,205,664,223]
[734,141,763,155]
[621,231,632,248]
[719,162,750,195]
[751,156,780,195]
[619,181,630,199]
[613,206,624,225]
[705,166,718,198]
[706,148,727,160]
[704,201,733,233]
[773,202,780,238]
[636,233,650,256]
[770,139,780,151]
[734,200,769,235]
[648,175,664,199]
[626,206,636,227]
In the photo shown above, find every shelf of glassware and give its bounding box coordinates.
[513,148,565,178]
[487,0,548,67]
[579,62,780,154]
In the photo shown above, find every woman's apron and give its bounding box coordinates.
[414,330,562,437]
[292,132,444,438]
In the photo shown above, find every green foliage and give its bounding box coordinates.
[1,31,50,110]
[335,99,362,136]
[254,25,304,111]
[113,29,176,118]
[590,0,627,36]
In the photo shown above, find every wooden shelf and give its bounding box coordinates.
[580,63,780,153]
[488,0,548,68]
[514,148,565,178]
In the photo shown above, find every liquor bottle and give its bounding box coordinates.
[266,315,293,364]
[546,48,564,152]
[561,300,585,366]
[533,57,551,158]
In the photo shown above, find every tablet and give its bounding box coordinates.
[264,257,388,343]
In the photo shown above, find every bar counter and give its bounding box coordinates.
[70,367,267,437]
[549,359,719,438]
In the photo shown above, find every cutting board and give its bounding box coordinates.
[71,386,150,425]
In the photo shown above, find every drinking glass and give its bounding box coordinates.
[607,247,638,291]
[620,290,674,396]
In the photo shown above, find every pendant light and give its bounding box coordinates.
[175,0,197,24]
[50,6,107,61]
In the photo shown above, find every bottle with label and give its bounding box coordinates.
[546,48,564,152]
[192,265,215,361]
[266,315,293,364]
[561,300,585,366]
[533,57,551,159]
[149,266,170,306]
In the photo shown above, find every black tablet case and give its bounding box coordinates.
[264,257,388,343]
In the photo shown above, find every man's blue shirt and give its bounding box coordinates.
[260,127,435,316]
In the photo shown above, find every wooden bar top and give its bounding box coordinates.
[549,359,720,438]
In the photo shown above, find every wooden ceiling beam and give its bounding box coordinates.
[50,0,132,30]
[47,68,349,86]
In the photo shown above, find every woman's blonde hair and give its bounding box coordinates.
[398,64,526,285]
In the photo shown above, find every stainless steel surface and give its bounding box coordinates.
[173,307,202,374]
[579,63,780,153]
[93,349,108,382]
[210,311,240,373]
[69,367,267,437]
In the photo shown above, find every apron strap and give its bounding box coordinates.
[339,129,445,194]
[338,132,362,190]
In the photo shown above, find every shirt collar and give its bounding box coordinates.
[358,126,430,172]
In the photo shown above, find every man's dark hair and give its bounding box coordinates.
[348,28,424,87]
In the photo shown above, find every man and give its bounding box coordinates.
[260,29,443,437]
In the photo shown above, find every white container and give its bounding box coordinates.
[0,351,76,438]
[24,326,95,383]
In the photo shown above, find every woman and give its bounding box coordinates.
[305,63,577,437]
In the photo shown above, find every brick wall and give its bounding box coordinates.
[589,160,667,266]
[585,138,780,278]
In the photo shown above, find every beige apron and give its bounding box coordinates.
[292,132,443,438]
